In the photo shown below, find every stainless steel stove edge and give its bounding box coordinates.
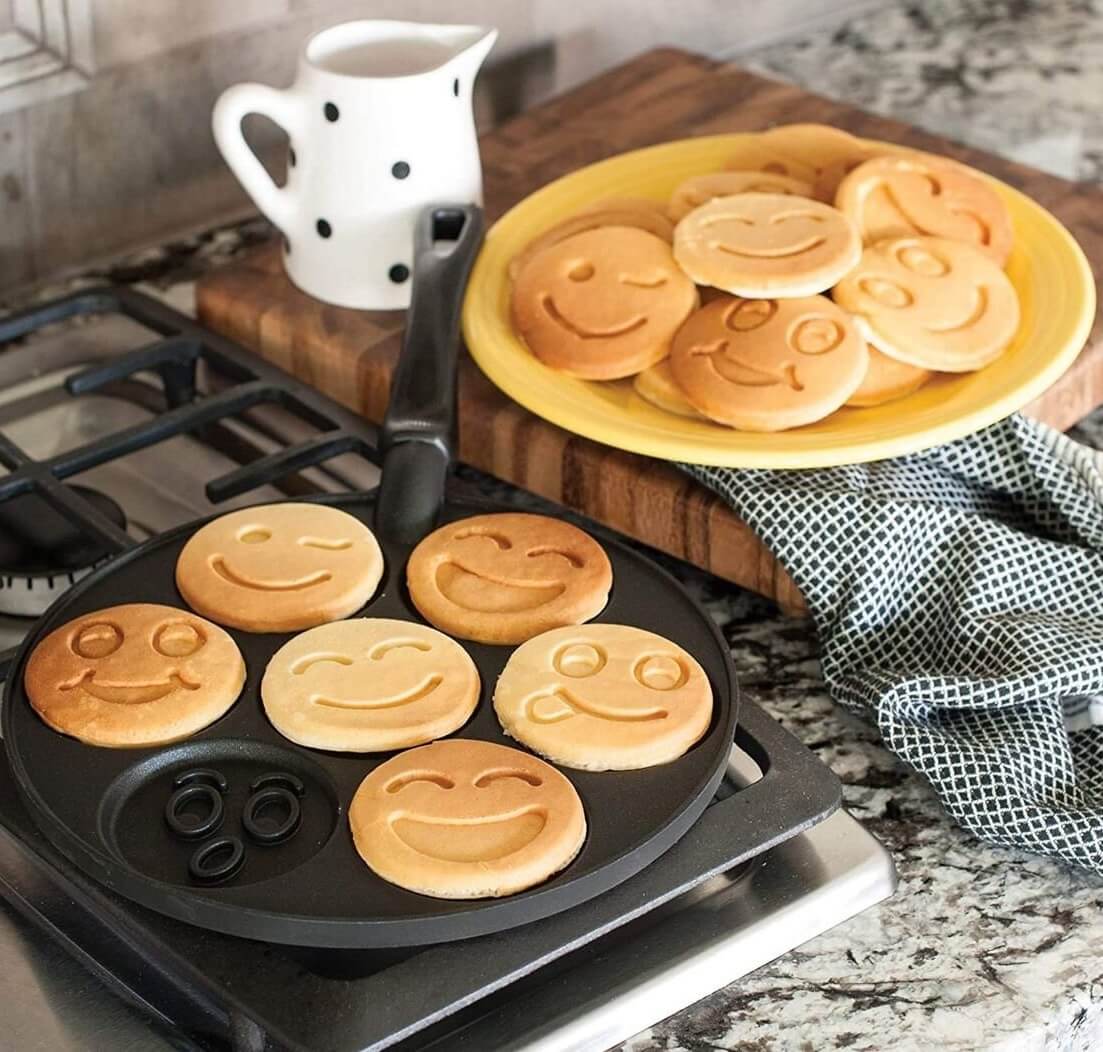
[438,807,896,1052]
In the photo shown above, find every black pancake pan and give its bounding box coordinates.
[2,205,740,947]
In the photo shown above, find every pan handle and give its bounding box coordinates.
[374,204,485,544]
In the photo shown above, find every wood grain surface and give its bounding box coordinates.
[196,48,1103,614]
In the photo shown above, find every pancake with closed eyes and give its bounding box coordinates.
[406,513,612,645]
[349,739,586,899]
[673,193,860,298]
[262,618,479,752]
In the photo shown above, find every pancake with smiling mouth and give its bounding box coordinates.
[312,675,443,710]
[209,556,331,592]
[391,810,547,863]
[349,739,587,898]
[434,561,565,614]
[539,295,647,340]
[59,667,200,705]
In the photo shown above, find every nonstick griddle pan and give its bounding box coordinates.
[2,205,740,948]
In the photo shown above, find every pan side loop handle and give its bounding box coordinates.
[375,204,485,545]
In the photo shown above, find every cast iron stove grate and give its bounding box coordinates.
[0,288,841,1051]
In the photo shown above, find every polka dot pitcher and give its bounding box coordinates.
[213,20,496,310]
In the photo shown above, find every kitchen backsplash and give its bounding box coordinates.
[0,0,886,295]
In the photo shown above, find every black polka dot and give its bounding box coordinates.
[282,235,291,254]
[388,264,410,284]
[452,78,460,97]
[288,146,296,167]
[324,102,339,122]
[316,219,332,238]
[391,161,410,180]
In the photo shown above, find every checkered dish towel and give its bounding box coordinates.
[683,414,1103,874]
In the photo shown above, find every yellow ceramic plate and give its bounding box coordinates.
[461,134,1095,468]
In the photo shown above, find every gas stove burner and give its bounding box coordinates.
[0,485,128,617]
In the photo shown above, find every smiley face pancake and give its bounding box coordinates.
[175,503,384,633]
[670,295,868,431]
[262,619,479,752]
[24,603,245,747]
[668,171,814,222]
[511,226,699,380]
[845,346,933,408]
[673,193,861,298]
[349,739,586,899]
[632,360,705,419]
[835,154,1013,266]
[406,513,612,645]
[833,236,1020,372]
[508,199,674,282]
[494,625,713,771]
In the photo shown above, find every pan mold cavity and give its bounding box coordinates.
[98,739,340,888]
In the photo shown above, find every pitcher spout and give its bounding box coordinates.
[445,25,497,77]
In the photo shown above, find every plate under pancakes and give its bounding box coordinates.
[461,133,1095,467]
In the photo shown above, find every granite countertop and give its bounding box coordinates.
[3,1,1103,1050]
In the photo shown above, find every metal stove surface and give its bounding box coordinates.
[0,295,896,1051]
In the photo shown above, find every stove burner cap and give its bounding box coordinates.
[0,486,126,575]
[0,486,128,618]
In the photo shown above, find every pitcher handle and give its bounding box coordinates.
[212,83,301,233]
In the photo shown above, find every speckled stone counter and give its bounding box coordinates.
[3,3,1103,1050]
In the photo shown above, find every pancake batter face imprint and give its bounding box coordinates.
[832,236,1020,372]
[835,154,1014,265]
[673,193,861,298]
[667,171,814,223]
[510,226,699,380]
[262,618,479,752]
[493,624,714,771]
[175,503,384,633]
[348,739,586,899]
[670,295,868,432]
[23,603,245,748]
[406,513,613,645]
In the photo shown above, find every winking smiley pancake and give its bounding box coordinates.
[24,603,245,747]
[349,739,586,899]
[511,226,699,380]
[494,624,714,771]
[262,619,479,752]
[175,503,384,633]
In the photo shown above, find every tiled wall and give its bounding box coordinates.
[0,0,885,293]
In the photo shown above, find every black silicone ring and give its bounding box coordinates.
[172,767,229,794]
[249,771,305,797]
[164,783,224,841]
[189,836,245,883]
[242,787,302,845]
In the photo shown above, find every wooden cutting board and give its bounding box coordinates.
[196,48,1103,614]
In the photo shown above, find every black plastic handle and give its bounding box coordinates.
[375,204,485,544]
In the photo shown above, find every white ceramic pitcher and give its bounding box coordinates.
[213,20,496,310]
